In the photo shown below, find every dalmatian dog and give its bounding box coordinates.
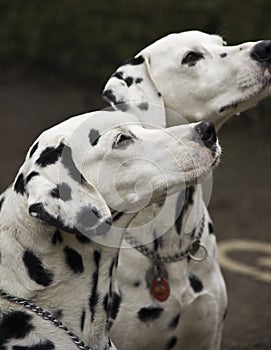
[102,31,271,349]
[0,109,220,350]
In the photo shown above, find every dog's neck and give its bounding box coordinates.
[125,185,208,259]
[0,190,134,349]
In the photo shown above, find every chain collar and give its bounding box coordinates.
[124,214,207,263]
[0,289,97,350]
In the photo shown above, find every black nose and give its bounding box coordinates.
[251,40,271,63]
[195,121,217,146]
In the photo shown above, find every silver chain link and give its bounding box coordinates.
[0,289,93,350]
[125,214,207,263]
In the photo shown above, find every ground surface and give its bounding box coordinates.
[0,70,270,350]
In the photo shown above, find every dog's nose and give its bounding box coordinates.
[195,121,217,146]
[251,40,271,63]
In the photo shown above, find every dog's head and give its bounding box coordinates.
[103,30,271,129]
[13,111,220,240]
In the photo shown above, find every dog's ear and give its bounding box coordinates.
[22,140,112,238]
[103,55,166,128]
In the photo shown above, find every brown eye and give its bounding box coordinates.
[113,133,133,149]
[182,51,204,65]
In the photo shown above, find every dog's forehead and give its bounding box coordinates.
[37,111,140,146]
[141,31,225,55]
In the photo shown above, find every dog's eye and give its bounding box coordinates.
[113,133,133,148]
[182,51,204,65]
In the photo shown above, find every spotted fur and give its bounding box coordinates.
[0,110,217,349]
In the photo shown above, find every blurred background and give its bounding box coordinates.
[0,1,270,349]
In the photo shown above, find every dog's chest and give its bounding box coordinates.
[0,229,115,347]
[110,231,226,350]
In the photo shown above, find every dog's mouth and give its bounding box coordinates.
[178,143,221,187]
[218,66,271,116]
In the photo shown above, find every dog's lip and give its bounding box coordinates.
[211,155,220,168]
[210,144,221,168]
[219,70,271,115]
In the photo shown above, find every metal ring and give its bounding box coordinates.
[188,243,208,262]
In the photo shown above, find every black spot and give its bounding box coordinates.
[89,269,99,322]
[137,306,164,322]
[26,171,39,184]
[132,279,141,287]
[76,235,91,244]
[208,222,215,234]
[0,311,33,345]
[123,55,145,66]
[12,340,55,350]
[80,309,86,332]
[103,293,109,314]
[61,145,86,184]
[0,197,4,212]
[223,307,228,321]
[89,250,101,322]
[51,230,63,245]
[166,336,177,350]
[137,102,149,111]
[153,230,163,251]
[168,314,180,330]
[94,250,101,267]
[158,92,162,97]
[89,129,101,146]
[76,207,111,237]
[109,258,116,278]
[14,173,25,195]
[135,77,143,84]
[175,186,195,235]
[23,250,53,287]
[112,71,124,80]
[50,183,72,201]
[125,76,134,87]
[76,206,100,230]
[29,142,39,158]
[36,143,64,167]
[112,211,124,222]
[64,246,84,274]
[220,53,227,58]
[109,292,122,320]
[189,274,203,293]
